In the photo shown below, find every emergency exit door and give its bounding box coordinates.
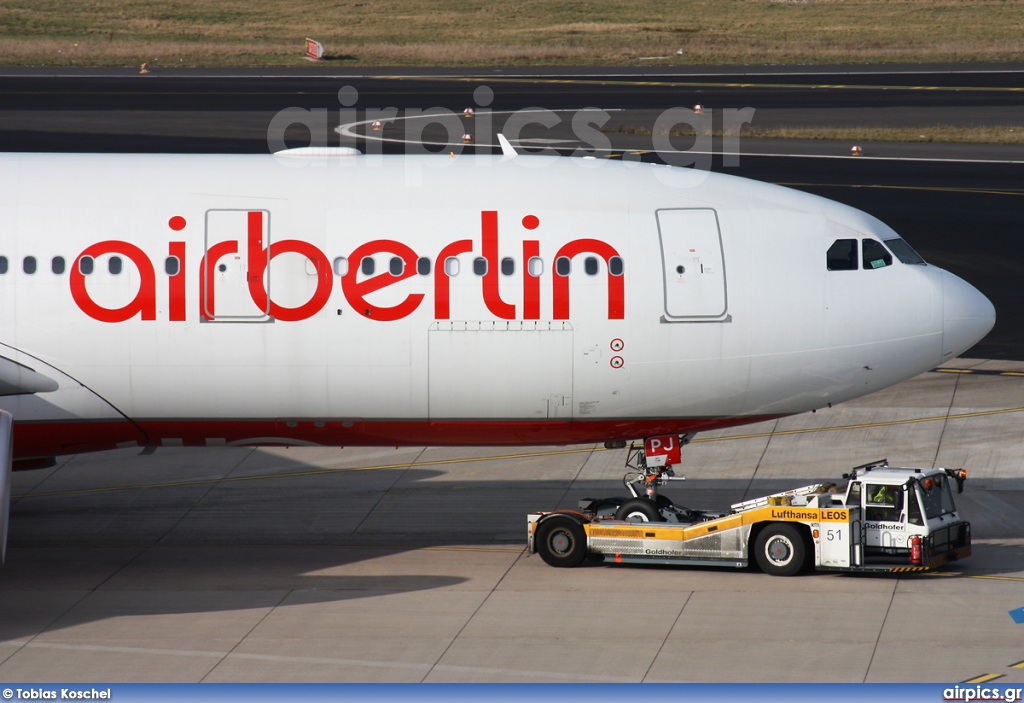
[656,208,728,320]
[203,209,272,321]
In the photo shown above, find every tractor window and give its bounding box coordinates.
[865,483,903,522]
[918,475,957,519]
[908,487,924,526]
[846,481,861,509]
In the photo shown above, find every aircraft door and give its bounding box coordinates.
[656,208,728,320]
[203,209,272,321]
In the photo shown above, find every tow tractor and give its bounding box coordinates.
[527,435,971,576]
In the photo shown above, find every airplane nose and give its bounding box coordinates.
[941,269,996,361]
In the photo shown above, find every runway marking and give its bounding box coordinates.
[1012,660,1024,669]
[337,111,1024,165]
[4,542,525,553]
[13,404,1024,500]
[933,368,1024,377]
[777,183,1024,198]
[0,639,628,681]
[380,75,1024,94]
[10,447,602,500]
[924,573,1024,582]
[964,673,1005,684]
[720,150,1024,165]
[692,405,1024,444]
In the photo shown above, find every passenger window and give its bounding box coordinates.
[79,256,94,275]
[609,256,624,276]
[826,239,858,271]
[862,239,893,269]
[473,257,487,276]
[52,257,66,275]
[333,257,348,276]
[109,256,123,275]
[389,257,404,276]
[23,256,37,275]
[584,257,599,276]
[883,238,926,265]
[0,256,7,274]
[417,257,431,275]
[444,257,460,276]
[165,256,180,276]
[555,256,571,276]
[528,257,543,277]
[361,257,375,275]
[501,257,515,276]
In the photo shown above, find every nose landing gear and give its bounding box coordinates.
[579,434,697,523]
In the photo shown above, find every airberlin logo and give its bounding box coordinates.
[69,210,625,324]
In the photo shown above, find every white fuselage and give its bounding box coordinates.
[0,152,995,461]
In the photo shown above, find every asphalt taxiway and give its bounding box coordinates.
[2,359,1023,683]
[1,67,1023,683]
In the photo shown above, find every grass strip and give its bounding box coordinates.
[1,0,1022,67]
[610,123,1024,145]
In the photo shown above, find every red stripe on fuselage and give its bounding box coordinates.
[10,416,780,464]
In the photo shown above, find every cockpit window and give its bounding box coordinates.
[826,239,858,271]
[883,238,927,265]
[862,239,893,270]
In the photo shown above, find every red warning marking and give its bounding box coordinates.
[645,435,681,466]
[610,356,624,369]
[610,338,624,352]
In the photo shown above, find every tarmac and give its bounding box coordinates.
[2,357,1023,683]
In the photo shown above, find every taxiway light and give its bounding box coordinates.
[464,108,475,118]
[693,105,703,114]
[851,145,862,156]
[372,120,382,131]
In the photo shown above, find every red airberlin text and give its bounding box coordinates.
[70,211,625,323]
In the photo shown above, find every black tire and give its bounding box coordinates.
[615,497,664,522]
[535,517,587,567]
[753,524,806,577]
